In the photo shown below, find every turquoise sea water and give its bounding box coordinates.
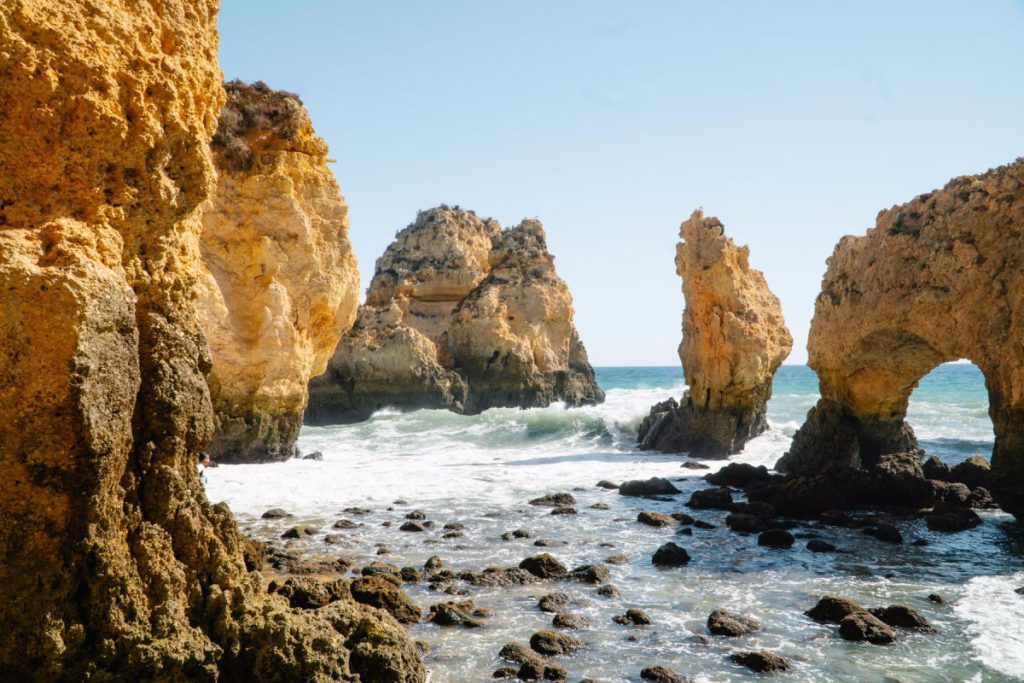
[211,363,1021,682]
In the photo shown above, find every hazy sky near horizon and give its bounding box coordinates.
[218,1,1024,366]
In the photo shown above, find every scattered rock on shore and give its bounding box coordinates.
[529,629,587,656]
[652,542,691,567]
[619,477,681,497]
[707,609,761,636]
[729,651,791,673]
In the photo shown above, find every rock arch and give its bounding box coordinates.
[777,159,1024,519]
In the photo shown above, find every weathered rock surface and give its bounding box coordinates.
[307,206,603,422]
[777,160,1024,518]
[198,80,359,463]
[0,4,422,680]
[639,210,792,456]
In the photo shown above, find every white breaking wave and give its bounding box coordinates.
[955,573,1024,680]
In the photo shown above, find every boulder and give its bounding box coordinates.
[519,554,569,579]
[950,455,992,490]
[707,609,761,636]
[838,612,896,644]
[927,504,982,532]
[350,576,422,624]
[613,608,653,626]
[869,605,936,632]
[758,529,795,549]
[806,539,837,553]
[428,601,483,628]
[640,666,691,682]
[705,463,773,488]
[619,477,681,497]
[538,593,571,613]
[568,564,610,584]
[687,487,734,510]
[725,513,768,533]
[729,651,791,673]
[638,511,678,528]
[805,596,865,623]
[529,630,587,656]
[552,613,589,629]
[531,493,577,507]
[652,542,691,567]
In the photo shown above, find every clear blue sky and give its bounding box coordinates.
[218,1,1024,366]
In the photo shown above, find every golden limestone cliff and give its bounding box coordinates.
[198,81,359,463]
[0,3,422,680]
[639,210,792,456]
[778,160,1024,518]
[307,206,604,422]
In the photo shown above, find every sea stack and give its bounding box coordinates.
[197,81,359,463]
[307,206,604,422]
[638,210,792,457]
[0,3,421,680]
[777,160,1024,519]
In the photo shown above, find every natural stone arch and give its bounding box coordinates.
[778,159,1024,518]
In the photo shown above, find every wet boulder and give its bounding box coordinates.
[529,629,587,656]
[806,539,836,553]
[968,486,998,509]
[281,525,318,539]
[838,611,896,644]
[705,463,773,488]
[350,575,422,624]
[638,511,677,528]
[568,564,610,584]
[538,592,570,613]
[707,608,761,636]
[949,455,991,490]
[729,651,791,673]
[770,475,844,518]
[652,542,691,566]
[640,666,690,682]
[869,605,936,632]
[261,508,289,519]
[499,642,542,666]
[687,487,733,510]
[758,529,794,549]
[551,506,577,515]
[596,480,620,489]
[424,555,444,571]
[399,521,427,532]
[619,477,681,497]
[267,576,349,610]
[725,513,767,533]
[863,523,903,544]
[552,612,589,629]
[520,554,569,579]
[613,608,652,626]
[530,492,577,507]
[597,584,621,598]
[923,455,952,481]
[927,503,982,532]
[805,596,865,623]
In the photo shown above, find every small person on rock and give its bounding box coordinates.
[198,452,212,485]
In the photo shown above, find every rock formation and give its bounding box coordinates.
[198,80,359,463]
[638,210,792,456]
[777,159,1024,518]
[0,3,422,680]
[307,206,604,422]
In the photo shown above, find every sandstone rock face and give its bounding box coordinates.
[639,210,792,456]
[0,3,422,680]
[777,160,1024,518]
[307,206,603,422]
[198,81,359,463]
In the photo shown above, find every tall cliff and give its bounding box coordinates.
[777,160,1024,519]
[307,206,604,423]
[0,3,421,680]
[638,210,792,456]
[198,81,359,463]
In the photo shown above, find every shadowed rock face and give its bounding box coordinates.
[639,210,792,457]
[198,81,359,463]
[0,3,421,680]
[777,159,1024,519]
[306,206,603,423]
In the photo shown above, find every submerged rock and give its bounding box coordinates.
[639,210,792,457]
[927,504,983,532]
[199,81,359,463]
[307,207,604,423]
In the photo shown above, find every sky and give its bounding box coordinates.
[218,1,1024,366]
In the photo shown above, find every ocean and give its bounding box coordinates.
[208,364,1024,682]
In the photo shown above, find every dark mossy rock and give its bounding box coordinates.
[619,477,681,497]
[707,608,761,636]
[519,554,569,579]
[729,651,791,673]
[652,542,691,566]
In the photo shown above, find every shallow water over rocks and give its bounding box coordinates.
[210,366,1024,681]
